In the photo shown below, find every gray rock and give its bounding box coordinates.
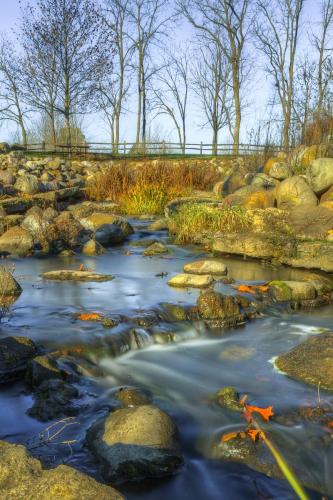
[307,158,333,195]
[184,260,227,275]
[87,405,183,483]
[197,290,240,319]
[0,266,22,296]
[143,242,168,256]
[168,274,213,288]
[0,226,34,256]
[251,173,279,189]
[14,174,40,194]
[276,176,318,210]
[82,239,106,256]
[269,162,292,180]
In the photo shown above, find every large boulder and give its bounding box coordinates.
[197,290,240,319]
[222,172,247,195]
[14,174,40,194]
[269,281,317,301]
[276,332,333,391]
[27,379,80,422]
[0,336,38,383]
[0,440,123,499]
[289,205,333,238]
[0,170,15,185]
[307,158,333,195]
[0,266,22,296]
[251,173,279,189]
[269,162,292,180]
[0,142,10,153]
[276,176,318,210]
[87,405,183,483]
[79,213,133,238]
[0,226,34,256]
[54,212,90,249]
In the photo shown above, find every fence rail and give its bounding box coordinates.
[24,141,281,157]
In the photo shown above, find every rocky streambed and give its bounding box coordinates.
[0,217,332,499]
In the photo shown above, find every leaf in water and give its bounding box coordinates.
[79,264,85,271]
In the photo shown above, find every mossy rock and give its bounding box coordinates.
[213,387,243,412]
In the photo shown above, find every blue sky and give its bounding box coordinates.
[0,0,324,145]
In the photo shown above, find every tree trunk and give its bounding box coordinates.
[233,77,241,155]
[212,127,218,155]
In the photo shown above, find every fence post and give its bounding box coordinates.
[162,140,166,155]
[200,141,203,155]
[124,141,127,155]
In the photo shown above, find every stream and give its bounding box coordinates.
[0,219,332,499]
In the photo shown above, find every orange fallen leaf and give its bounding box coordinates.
[221,431,246,443]
[77,313,102,322]
[328,421,333,428]
[79,264,85,271]
[245,404,274,422]
[237,284,256,294]
[247,429,266,442]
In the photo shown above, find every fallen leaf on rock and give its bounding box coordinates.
[235,284,269,295]
[221,431,246,442]
[77,313,102,322]
[247,429,266,442]
[245,404,274,422]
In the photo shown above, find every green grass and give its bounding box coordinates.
[169,204,251,244]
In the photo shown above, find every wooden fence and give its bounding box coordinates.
[24,141,281,158]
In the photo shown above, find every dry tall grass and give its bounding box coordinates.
[87,160,221,214]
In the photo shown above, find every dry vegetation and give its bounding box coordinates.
[169,204,251,244]
[87,160,221,215]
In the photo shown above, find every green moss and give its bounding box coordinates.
[269,281,292,301]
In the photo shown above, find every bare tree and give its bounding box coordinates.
[178,0,252,154]
[99,0,133,152]
[192,41,232,154]
[255,0,305,151]
[293,56,316,143]
[22,0,111,147]
[0,37,28,146]
[19,2,60,145]
[129,0,174,146]
[152,47,190,153]
[312,0,333,137]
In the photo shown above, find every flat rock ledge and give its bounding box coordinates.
[275,331,333,391]
[0,440,123,499]
[168,273,213,288]
[42,270,114,282]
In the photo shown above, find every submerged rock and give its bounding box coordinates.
[42,270,114,282]
[87,405,183,483]
[27,379,80,422]
[0,440,123,499]
[213,387,243,412]
[0,336,38,383]
[143,242,168,256]
[148,219,169,231]
[0,266,22,296]
[168,274,213,288]
[275,331,333,391]
[184,260,227,275]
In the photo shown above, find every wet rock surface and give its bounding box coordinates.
[276,331,333,390]
[0,440,124,499]
[0,337,38,384]
[87,405,183,483]
[42,270,114,282]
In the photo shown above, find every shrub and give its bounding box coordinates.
[169,204,251,244]
[86,159,221,214]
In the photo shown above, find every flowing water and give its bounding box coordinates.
[0,220,332,499]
